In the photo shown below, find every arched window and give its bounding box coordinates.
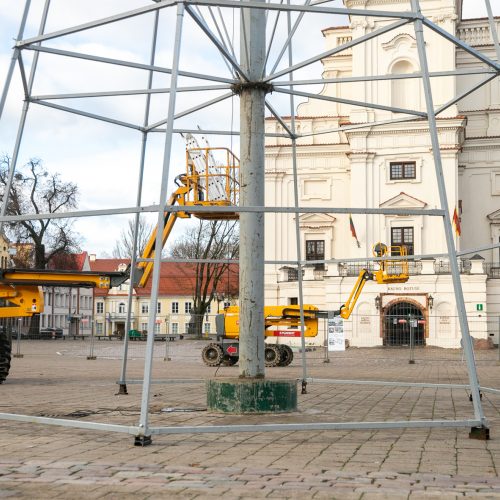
[118,302,126,314]
[391,60,420,112]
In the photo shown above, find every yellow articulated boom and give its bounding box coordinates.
[0,268,130,319]
[134,133,239,288]
[201,243,410,367]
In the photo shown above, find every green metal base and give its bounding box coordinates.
[207,378,297,414]
[469,426,490,440]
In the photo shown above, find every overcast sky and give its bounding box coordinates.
[0,0,497,257]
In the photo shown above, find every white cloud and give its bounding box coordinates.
[0,0,344,257]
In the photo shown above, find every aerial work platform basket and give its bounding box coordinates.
[183,134,239,220]
[373,243,409,284]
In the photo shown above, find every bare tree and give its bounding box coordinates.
[0,156,80,269]
[111,215,154,260]
[169,219,239,338]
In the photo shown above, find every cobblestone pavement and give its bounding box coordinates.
[1,339,500,498]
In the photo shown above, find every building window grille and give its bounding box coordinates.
[306,240,325,270]
[391,227,414,255]
[390,161,416,180]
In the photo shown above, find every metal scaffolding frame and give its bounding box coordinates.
[0,0,499,444]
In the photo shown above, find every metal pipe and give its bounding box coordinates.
[274,87,427,117]
[0,0,31,121]
[119,9,161,393]
[24,45,237,85]
[238,0,266,378]
[0,0,51,227]
[137,2,185,438]
[411,0,486,426]
[286,2,308,390]
[0,205,447,224]
[484,0,500,63]
[265,18,411,83]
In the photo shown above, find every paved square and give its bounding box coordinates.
[0,339,499,498]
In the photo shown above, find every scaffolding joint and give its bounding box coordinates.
[231,81,274,96]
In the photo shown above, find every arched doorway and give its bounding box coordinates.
[383,301,425,346]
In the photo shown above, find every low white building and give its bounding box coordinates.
[264,0,499,348]
[40,252,94,337]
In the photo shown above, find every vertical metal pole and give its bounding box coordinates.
[484,0,500,62]
[0,0,31,121]
[497,316,500,363]
[164,315,170,361]
[118,10,160,395]
[136,2,184,446]
[13,319,23,358]
[1,0,51,224]
[323,318,330,364]
[411,0,486,426]
[87,320,96,360]
[286,2,308,392]
[238,0,266,378]
[409,314,415,364]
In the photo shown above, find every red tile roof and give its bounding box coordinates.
[90,259,239,298]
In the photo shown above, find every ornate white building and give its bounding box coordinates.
[264,0,500,348]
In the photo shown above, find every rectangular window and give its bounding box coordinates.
[306,240,325,270]
[206,303,211,313]
[185,302,192,314]
[141,322,148,332]
[184,322,190,334]
[96,302,104,314]
[171,302,179,314]
[204,323,211,334]
[289,297,298,305]
[96,323,103,335]
[390,161,416,180]
[154,323,161,335]
[141,303,149,314]
[157,302,161,314]
[391,227,414,256]
[171,323,179,334]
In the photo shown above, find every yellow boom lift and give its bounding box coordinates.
[0,134,240,382]
[201,243,409,367]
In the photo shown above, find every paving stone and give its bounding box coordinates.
[1,343,500,497]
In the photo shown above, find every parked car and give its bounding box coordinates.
[39,327,64,339]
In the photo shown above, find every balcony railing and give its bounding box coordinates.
[434,259,471,275]
[279,258,500,282]
[485,263,500,278]
[339,261,422,277]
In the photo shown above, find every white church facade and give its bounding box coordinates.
[264,0,500,348]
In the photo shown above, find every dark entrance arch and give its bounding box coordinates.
[383,301,425,346]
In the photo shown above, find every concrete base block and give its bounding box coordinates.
[206,378,297,414]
